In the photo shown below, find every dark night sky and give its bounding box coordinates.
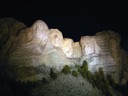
[0,1,128,42]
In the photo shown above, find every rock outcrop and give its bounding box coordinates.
[0,18,127,83]
[72,42,81,58]
[96,31,122,83]
[0,18,26,65]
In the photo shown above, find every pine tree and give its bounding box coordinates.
[62,65,71,74]
[72,71,78,77]
[50,68,57,79]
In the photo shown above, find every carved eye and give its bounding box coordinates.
[54,34,58,38]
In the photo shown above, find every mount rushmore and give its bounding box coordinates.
[0,17,128,84]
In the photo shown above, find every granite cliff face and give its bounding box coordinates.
[0,18,127,83]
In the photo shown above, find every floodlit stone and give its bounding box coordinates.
[49,29,63,48]
[0,18,126,83]
[72,42,82,58]
[62,38,74,58]
[80,36,100,55]
[32,20,48,30]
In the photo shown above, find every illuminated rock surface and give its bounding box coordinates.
[62,38,74,58]
[0,18,127,84]
[72,42,82,58]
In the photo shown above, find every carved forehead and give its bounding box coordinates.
[63,38,73,44]
[49,29,63,38]
[80,36,96,43]
[80,36,91,45]
[80,36,90,41]
[32,20,48,30]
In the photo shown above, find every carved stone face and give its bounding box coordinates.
[62,38,73,58]
[72,42,82,58]
[49,29,63,48]
[32,20,49,45]
[17,20,50,46]
[80,36,96,55]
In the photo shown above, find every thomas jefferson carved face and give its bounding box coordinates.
[49,29,63,48]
